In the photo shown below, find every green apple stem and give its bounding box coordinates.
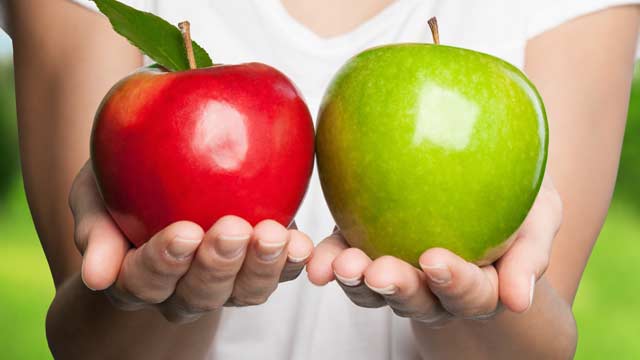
[178,21,197,69]
[428,17,440,45]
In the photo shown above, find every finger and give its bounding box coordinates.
[112,221,204,305]
[230,220,290,305]
[70,161,130,291]
[496,181,562,313]
[364,256,448,322]
[419,248,499,318]
[332,248,385,308]
[165,215,252,318]
[80,216,130,291]
[306,230,348,285]
[279,230,314,282]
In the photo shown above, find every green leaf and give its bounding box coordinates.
[93,0,213,71]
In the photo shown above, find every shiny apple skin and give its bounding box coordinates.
[91,63,315,247]
[316,44,548,266]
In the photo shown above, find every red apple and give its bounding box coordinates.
[91,63,315,247]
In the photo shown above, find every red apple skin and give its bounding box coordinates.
[91,63,315,247]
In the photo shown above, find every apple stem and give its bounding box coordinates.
[178,21,197,69]
[428,17,440,45]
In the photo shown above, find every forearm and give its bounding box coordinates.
[10,0,143,285]
[411,277,576,359]
[47,273,220,360]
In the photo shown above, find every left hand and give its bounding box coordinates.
[306,176,562,326]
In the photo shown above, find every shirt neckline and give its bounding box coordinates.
[252,0,418,55]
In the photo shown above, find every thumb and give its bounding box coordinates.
[69,161,130,291]
[81,216,130,291]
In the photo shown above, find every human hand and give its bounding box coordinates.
[69,161,313,323]
[306,177,562,326]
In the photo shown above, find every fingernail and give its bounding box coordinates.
[215,234,250,259]
[528,274,536,311]
[364,279,397,295]
[257,239,287,262]
[288,252,311,264]
[334,272,362,287]
[167,236,201,260]
[422,263,452,285]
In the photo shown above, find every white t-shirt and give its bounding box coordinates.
[1,0,639,358]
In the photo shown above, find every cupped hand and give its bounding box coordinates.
[306,177,562,326]
[69,161,313,323]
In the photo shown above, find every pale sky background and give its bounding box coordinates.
[0,30,11,58]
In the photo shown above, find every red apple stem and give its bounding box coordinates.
[178,21,197,69]
[428,17,440,45]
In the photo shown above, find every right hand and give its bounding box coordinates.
[69,161,314,323]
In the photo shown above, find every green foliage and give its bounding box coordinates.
[573,200,640,359]
[628,63,640,122]
[93,0,213,71]
[0,179,54,359]
[0,60,19,202]
[616,62,640,207]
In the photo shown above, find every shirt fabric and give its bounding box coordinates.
[1,0,639,359]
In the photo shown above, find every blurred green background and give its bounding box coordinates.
[0,34,639,359]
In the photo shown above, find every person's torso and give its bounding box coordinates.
[140,2,532,359]
[63,1,535,358]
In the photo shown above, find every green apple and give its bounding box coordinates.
[316,21,548,266]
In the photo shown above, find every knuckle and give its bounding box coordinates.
[244,264,280,281]
[195,265,237,285]
[141,251,177,279]
[117,264,170,305]
[148,261,175,279]
[441,280,470,299]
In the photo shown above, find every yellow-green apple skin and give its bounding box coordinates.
[316,44,548,266]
